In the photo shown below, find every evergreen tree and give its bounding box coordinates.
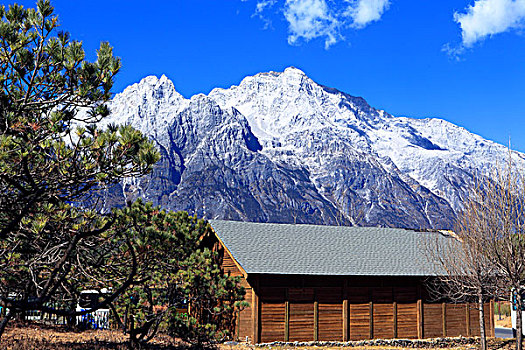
[109,201,247,347]
[167,248,248,346]
[0,0,159,339]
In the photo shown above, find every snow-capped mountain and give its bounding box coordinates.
[102,67,524,229]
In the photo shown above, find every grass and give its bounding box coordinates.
[2,322,179,349]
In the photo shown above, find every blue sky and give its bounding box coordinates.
[14,0,525,151]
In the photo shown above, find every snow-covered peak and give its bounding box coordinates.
[283,66,306,75]
[278,66,310,83]
[206,68,525,212]
[114,74,184,107]
[138,75,161,86]
[135,74,175,88]
[104,75,188,147]
[209,67,385,144]
[106,68,525,223]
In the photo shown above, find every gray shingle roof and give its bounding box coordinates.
[209,220,454,276]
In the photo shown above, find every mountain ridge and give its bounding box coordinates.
[101,67,524,229]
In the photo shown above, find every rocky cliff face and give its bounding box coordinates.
[101,67,525,229]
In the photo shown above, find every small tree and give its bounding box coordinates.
[109,201,247,347]
[167,248,248,346]
[0,0,159,340]
[472,159,525,350]
[108,202,207,345]
[430,154,525,350]
[426,219,501,350]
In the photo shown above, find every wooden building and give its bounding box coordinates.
[208,220,494,343]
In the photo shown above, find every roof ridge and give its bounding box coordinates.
[208,219,447,233]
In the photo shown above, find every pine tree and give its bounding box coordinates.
[109,201,247,347]
[0,0,159,339]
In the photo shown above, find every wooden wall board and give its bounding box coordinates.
[289,288,315,302]
[259,287,286,302]
[484,303,492,336]
[373,303,394,339]
[256,275,424,290]
[238,288,253,340]
[397,303,418,339]
[222,253,243,277]
[260,302,285,343]
[423,304,444,338]
[372,288,393,303]
[348,287,370,303]
[289,303,315,341]
[317,288,343,303]
[394,287,417,302]
[468,303,493,336]
[318,303,343,341]
[445,304,467,337]
[469,307,480,335]
[349,303,371,340]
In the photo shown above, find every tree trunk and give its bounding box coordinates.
[517,291,523,350]
[0,311,13,342]
[478,294,487,350]
[128,315,139,349]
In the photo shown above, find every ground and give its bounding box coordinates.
[495,315,512,329]
[495,302,512,328]
[0,323,518,350]
[2,323,176,349]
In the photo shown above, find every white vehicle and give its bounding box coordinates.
[76,289,110,329]
[511,288,525,337]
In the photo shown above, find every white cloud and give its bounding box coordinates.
[454,0,525,47]
[284,0,341,48]
[254,0,277,28]
[441,42,466,61]
[252,0,391,48]
[346,0,390,29]
[256,0,277,13]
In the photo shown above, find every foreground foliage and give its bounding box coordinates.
[110,201,247,346]
[0,1,247,346]
[0,0,158,339]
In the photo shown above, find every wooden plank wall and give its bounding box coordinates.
[467,303,493,337]
[319,303,343,341]
[372,288,395,339]
[222,253,243,277]
[260,302,285,342]
[397,303,418,338]
[220,250,255,341]
[215,241,496,343]
[318,287,343,341]
[423,303,443,338]
[349,303,370,340]
[289,302,315,341]
[237,288,253,341]
[256,287,494,343]
[288,288,315,341]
